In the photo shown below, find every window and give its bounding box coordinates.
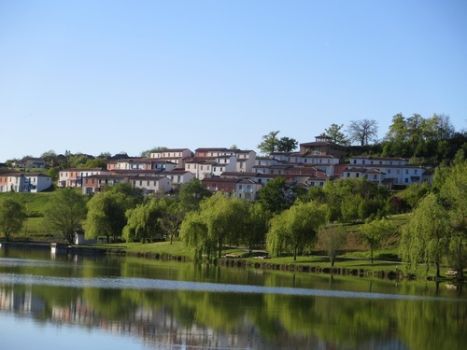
[356,173,360,178]
[353,160,357,164]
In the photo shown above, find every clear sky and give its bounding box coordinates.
[0,0,466,161]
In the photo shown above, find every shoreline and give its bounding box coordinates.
[1,240,463,283]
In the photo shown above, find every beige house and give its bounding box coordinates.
[149,149,193,168]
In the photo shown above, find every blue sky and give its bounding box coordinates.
[0,0,466,161]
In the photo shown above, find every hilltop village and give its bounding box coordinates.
[0,135,430,197]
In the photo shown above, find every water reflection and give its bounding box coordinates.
[0,248,466,350]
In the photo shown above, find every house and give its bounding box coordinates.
[347,157,426,186]
[201,176,260,201]
[58,168,105,188]
[349,156,408,167]
[341,167,383,184]
[127,175,172,195]
[163,169,195,188]
[149,149,193,168]
[185,157,237,180]
[235,178,261,200]
[0,173,52,192]
[194,148,256,172]
[82,173,125,194]
[299,135,346,158]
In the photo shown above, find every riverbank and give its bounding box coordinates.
[3,240,462,282]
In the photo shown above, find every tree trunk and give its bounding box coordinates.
[331,256,335,267]
[435,262,441,280]
[293,246,297,261]
[370,248,374,264]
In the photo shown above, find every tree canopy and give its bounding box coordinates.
[0,198,27,240]
[44,189,87,243]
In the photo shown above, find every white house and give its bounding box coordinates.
[185,156,237,180]
[345,157,426,186]
[0,173,52,193]
[149,149,193,168]
[162,170,195,188]
[194,148,256,172]
[128,176,172,195]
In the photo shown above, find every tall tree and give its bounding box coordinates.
[324,124,349,145]
[44,189,87,243]
[347,119,378,146]
[85,185,142,242]
[438,152,466,280]
[360,218,393,264]
[401,194,449,278]
[258,131,280,154]
[266,201,327,260]
[277,137,298,152]
[0,199,27,240]
[243,202,270,252]
[123,199,167,243]
[317,226,347,266]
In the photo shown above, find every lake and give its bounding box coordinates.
[0,247,465,350]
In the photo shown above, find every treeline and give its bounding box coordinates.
[259,113,466,164]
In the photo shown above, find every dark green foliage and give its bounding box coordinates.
[44,189,87,243]
[323,179,389,223]
[0,198,27,240]
[258,177,300,214]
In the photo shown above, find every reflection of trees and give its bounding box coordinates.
[1,248,466,349]
[396,300,467,350]
[0,283,466,350]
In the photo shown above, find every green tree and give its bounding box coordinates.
[277,137,298,152]
[438,152,466,279]
[123,199,167,242]
[258,131,280,154]
[180,193,250,261]
[401,194,449,278]
[44,189,87,243]
[178,179,211,213]
[266,201,327,260]
[258,177,298,214]
[316,226,346,266]
[243,202,270,252]
[0,199,27,240]
[324,124,349,145]
[85,188,140,242]
[361,218,393,264]
[180,211,210,261]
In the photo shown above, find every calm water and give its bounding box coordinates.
[0,247,465,350]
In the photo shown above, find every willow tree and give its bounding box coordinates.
[401,194,449,278]
[266,201,327,260]
[180,193,250,261]
[123,199,167,243]
[438,152,466,280]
